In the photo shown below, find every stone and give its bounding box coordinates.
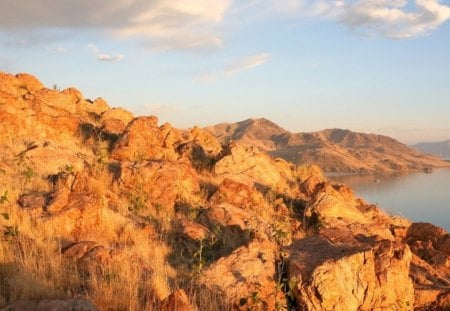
[180,219,210,241]
[284,235,414,311]
[214,142,281,189]
[200,239,285,310]
[160,289,197,311]
[209,178,269,213]
[100,107,134,135]
[15,73,44,93]
[111,116,177,162]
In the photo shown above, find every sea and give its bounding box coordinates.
[329,168,450,231]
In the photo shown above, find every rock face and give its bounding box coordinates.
[405,222,450,309]
[200,239,285,310]
[111,116,178,162]
[119,161,200,214]
[214,142,281,188]
[285,235,415,311]
[304,182,394,239]
[207,118,450,173]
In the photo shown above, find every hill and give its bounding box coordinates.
[0,72,449,310]
[207,118,449,173]
[413,140,450,160]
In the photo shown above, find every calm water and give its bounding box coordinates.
[329,168,450,231]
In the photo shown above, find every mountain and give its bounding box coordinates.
[206,118,449,173]
[1,71,449,310]
[413,140,450,160]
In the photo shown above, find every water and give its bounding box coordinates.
[328,168,450,231]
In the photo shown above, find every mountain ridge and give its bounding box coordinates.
[413,139,450,160]
[206,118,449,173]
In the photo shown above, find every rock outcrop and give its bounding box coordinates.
[1,71,448,311]
[284,234,414,311]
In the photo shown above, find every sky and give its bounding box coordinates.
[0,0,450,144]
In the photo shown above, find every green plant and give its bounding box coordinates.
[21,166,36,182]
[0,190,8,204]
[193,239,206,275]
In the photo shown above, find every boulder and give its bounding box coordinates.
[200,239,285,310]
[284,234,414,311]
[214,142,281,189]
[111,116,177,162]
[209,179,269,213]
[180,219,210,241]
[120,161,200,214]
[160,289,197,311]
[187,126,222,157]
[15,73,44,93]
[100,107,134,135]
[304,182,393,239]
[31,88,77,115]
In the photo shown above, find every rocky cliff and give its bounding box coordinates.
[207,118,449,173]
[0,72,448,310]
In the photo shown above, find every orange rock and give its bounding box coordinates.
[16,73,44,93]
[200,239,285,310]
[111,116,177,162]
[284,235,414,311]
[160,289,197,311]
[209,178,269,212]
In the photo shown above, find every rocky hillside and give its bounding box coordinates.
[0,72,449,310]
[207,118,449,173]
[413,140,450,160]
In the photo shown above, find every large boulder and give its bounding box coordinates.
[119,161,200,214]
[31,88,77,115]
[100,107,134,135]
[304,182,393,239]
[209,179,269,213]
[214,142,281,189]
[187,126,222,157]
[200,239,285,310]
[284,234,414,311]
[110,116,177,162]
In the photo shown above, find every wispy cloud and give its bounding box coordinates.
[50,47,69,53]
[88,44,125,62]
[197,52,271,83]
[145,104,179,114]
[225,53,271,76]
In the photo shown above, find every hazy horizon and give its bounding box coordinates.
[1,0,449,144]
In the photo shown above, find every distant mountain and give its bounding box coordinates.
[413,140,450,160]
[206,118,450,173]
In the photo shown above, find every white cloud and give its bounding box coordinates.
[0,0,230,51]
[0,0,448,52]
[248,0,450,38]
[225,53,271,76]
[88,44,125,62]
[197,52,271,83]
[337,0,450,38]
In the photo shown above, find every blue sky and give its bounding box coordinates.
[1,0,450,144]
